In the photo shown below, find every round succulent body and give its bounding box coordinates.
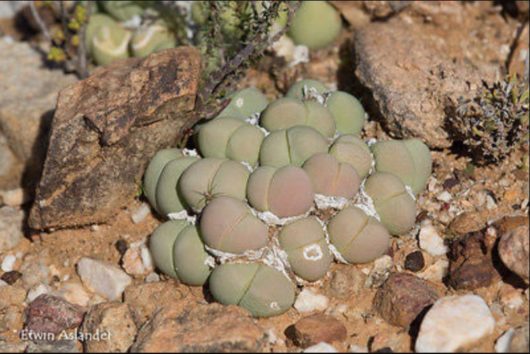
[155,156,199,216]
[278,217,333,281]
[102,1,144,21]
[286,79,329,101]
[288,1,342,50]
[85,14,117,54]
[178,158,250,212]
[364,172,416,235]
[260,98,336,138]
[371,139,432,195]
[149,220,211,286]
[326,91,365,135]
[303,153,361,199]
[191,1,208,25]
[218,88,269,120]
[327,206,391,263]
[247,166,314,218]
[130,23,176,58]
[329,135,373,178]
[209,263,296,317]
[259,126,328,168]
[143,148,183,212]
[91,22,132,66]
[200,197,269,254]
[198,117,264,166]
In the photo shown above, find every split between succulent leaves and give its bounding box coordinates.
[144,79,432,318]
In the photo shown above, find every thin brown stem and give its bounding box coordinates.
[29,1,52,43]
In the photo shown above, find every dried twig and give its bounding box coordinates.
[76,1,92,79]
[196,1,300,111]
[29,1,52,43]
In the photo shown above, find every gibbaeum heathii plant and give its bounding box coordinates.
[144,79,432,318]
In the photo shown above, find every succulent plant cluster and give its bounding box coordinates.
[85,2,177,66]
[144,79,432,317]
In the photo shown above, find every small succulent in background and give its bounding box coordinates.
[445,75,529,165]
[288,1,342,50]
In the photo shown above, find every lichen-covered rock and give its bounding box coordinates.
[131,303,266,352]
[29,47,201,229]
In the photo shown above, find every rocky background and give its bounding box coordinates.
[0,1,528,353]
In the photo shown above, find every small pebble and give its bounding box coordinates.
[26,284,51,303]
[294,288,330,313]
[495,329,515,353]
[145,272,160,283]
[437,191,452,203]
[77,257,132,301]
[303,342,338,353]
[1,270,22,285]
[415,294,495,352]
[417,259,448,283]
[404,251,425,272]
[1,254,16,272]
[418,222,448,256]
[349,344,368,353]
[0,188,27,206]
[131,202,151,224]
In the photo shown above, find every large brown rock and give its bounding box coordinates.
[352,1,518,148]
[0,41,76,190]
[374,272,439,328]
[29,47,201,229]
[131,303,266,352]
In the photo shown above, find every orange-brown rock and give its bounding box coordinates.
[29,47,201,229]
